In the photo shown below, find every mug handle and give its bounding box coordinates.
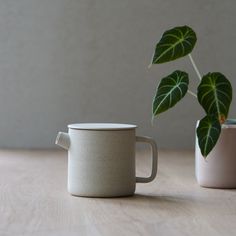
[135,136,158,183]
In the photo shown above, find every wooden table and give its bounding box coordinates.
[1,149,236,236]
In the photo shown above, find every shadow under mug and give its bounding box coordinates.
[56,123,158,197]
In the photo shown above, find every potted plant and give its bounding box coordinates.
[149,25,236,188]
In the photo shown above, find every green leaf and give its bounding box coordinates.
[151,25,197,64]
[152,70,189,116]
[197,115,221,157]
[197,72,232,123]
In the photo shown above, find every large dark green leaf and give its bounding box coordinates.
[197,72,232,123]
[197,115,221,157]
[152,70,189,116]
[151,26,197,64]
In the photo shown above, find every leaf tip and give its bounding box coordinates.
[202,154,208,159]
[151,115,155,126]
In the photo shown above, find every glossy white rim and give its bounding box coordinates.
[68,123,137,130]
[197,119,236,129]
[222,119,236,129]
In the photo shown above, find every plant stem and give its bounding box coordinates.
[187,90,197,98]
[188,54,202,81]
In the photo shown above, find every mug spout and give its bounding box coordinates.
[55,132,70,150]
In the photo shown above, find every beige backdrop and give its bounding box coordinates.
[0,0,235,148]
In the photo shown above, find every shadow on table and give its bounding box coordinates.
[119,193,207,206]
[128,193,189,203]
[107,193,199,215]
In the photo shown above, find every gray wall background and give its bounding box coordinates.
[0,0,235,148]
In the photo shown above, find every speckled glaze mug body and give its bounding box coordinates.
[56,123,158,197]
[195,119,236,188]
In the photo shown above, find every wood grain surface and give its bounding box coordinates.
[0,149,236,236]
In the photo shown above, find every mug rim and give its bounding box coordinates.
[68,123,137,130]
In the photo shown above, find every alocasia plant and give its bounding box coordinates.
[149,25,232,157]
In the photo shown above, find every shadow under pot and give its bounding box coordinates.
[195,119,236,188]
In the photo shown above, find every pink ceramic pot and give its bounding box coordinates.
[195,119,236,188]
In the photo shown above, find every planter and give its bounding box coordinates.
[195,119,236,188]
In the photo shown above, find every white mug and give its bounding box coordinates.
[55,123,158,197]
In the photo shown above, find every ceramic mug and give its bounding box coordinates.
[55,123,158,197]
